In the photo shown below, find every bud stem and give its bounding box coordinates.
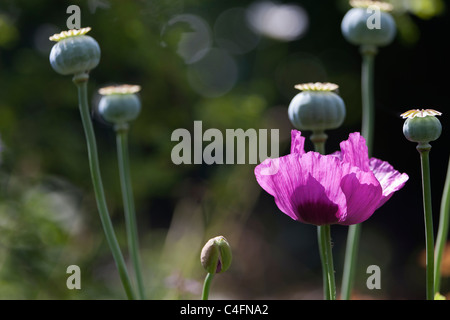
[310,131,327,155]
[341,224,361,300]
[75,79,136,300]
[318,225,336,300]
[202,272,215,300]
[72,72,89,84]
[361,51,376,156]
[418,147,435,300]
[312,139,336,300]
[116,127,146,300]
[341,48,376,300]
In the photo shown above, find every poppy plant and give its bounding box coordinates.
[255,130,408,226]
[401,109,442,299]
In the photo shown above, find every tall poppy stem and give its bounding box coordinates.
[360,48,376,155]
[115,125,146,300]
[341,46,376,300]
[318,225,336,300]
[317,227,329,299]
[312,132,336,300]
[417,143,435,300]
[341,224,361,300]
[74,75,135,300]
[435,155,450,294]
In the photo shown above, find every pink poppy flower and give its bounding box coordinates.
[255,130,409,226]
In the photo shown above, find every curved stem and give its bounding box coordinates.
[417,144,435,300]
[74,77,135,300]
[341,47,376,300]
[202,272,215,300]
[434,155,450,294]
[116,126,146,300]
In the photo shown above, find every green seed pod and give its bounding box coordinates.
[402,109,442,144]
[288,82,346,131]
[341,1,396,47]
[49,27,100,76]
[98,85,142,125]
[200,236,232,274]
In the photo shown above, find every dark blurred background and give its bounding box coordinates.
[0,0,448,299]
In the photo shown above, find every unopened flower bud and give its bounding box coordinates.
[98,85,142,126]
[288,82,346,132]
[201,236,232,274]
[341,1,396,48]
[49,27,100,77]
[401,109,442,144]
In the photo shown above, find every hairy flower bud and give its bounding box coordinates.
[200,236,232,274]
[49,27,100,77]
[288,82,346,132]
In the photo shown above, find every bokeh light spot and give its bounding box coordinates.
[161,13,212,64]
[214,7,260,55]
[246,1,309,41]
[187,48,238,98]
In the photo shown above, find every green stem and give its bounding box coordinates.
[417,143,435,300]
[341,46,377,300]
[318,225,336,300]
[311,131,327,156]
[311,132,335,300]
[361,47,376,156]
[116,125,146,300]
[340,224,361,300]
[202,272,215,300]
[434,155,450,294]
[317,227,329,300]
[74,75,135,300]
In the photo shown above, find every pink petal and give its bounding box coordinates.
[290,152,347,225]
[369,158,409,208]
[255,154,305,221]
[290,130,306,155]
[339,132,370,171]
[338,162,383,225]
[291,174,340,225]
[255,152,346,225]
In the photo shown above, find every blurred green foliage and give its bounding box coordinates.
[0,0,448,299]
